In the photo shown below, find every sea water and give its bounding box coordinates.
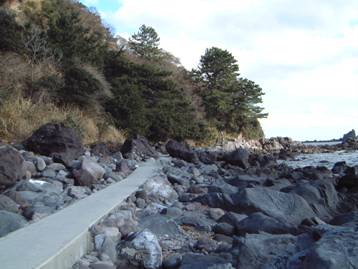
[281,150,358,169]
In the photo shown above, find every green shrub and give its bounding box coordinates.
[0,8,23,52]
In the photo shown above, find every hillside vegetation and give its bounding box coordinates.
[0,0,267,145]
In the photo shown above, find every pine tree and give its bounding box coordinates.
[129,24,161,60]
[196,47,266,137]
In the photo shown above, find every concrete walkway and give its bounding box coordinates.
[0,158,161,269]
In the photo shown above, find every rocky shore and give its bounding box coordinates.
[71,139,358,269]
[1,124,358,268]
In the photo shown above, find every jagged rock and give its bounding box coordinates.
[332,161,348,175]
[165,140,199,164]
[0,145,25,187]
[282,179,339,221]
[23,123,84,166]
[119,229,162,269]
[222,148,250,169]
[121,135,158,160]
[342,129,356,144]
[301,225,358,269]
[0,210,27,237]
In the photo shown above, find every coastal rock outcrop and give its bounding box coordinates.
[165,140,199,164]
[23,123,84,166]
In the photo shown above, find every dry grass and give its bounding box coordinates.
[0,95,125,144]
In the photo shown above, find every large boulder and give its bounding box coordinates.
[23,123,84,166]
[222,148,250,169]
[0,210,27,237]
[233,187,316,225]
[74,158,105,187]
[121,135,158,160]
[196,187,316,226]
[236,233,307,269]
[0,145,25,187]
[302,225,358,269]
[165,140,199,164]
[282,179,339,221]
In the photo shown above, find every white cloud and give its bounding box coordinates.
[96,0,358,140]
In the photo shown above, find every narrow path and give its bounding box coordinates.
[0,158,161,269]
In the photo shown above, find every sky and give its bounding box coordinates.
[80,0,358,141]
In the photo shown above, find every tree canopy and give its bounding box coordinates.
[195,47,267,137]
[129,24,161,60]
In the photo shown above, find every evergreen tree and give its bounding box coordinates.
[129,24,161,60]
[196,47,266,137]
[198,47,239,89]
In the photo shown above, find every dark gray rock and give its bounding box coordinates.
[178,211,216,232]
[0,210,27,237]
[196,150,217,165]
[121,135,158,160]
[213,222,235,236]
[0,194,20,213]
[282,179,339,221]
[163,254,182,269]
[342,129,356,144]
[23,123,84,166]
[337,165,358,191]
[236,212,297,235]
[302,225,358,269]
[179,254,234,269]
[236,233,304,269]
[0,145,25,187]
[165,140,199,164]
[223,148,250,169]
[332,161,348,175]
[232,187,316,226]
[330,211,358,228]
[226,174,266,188]
[218,212,248,226]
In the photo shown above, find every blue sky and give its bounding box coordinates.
[80,0,358,141]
